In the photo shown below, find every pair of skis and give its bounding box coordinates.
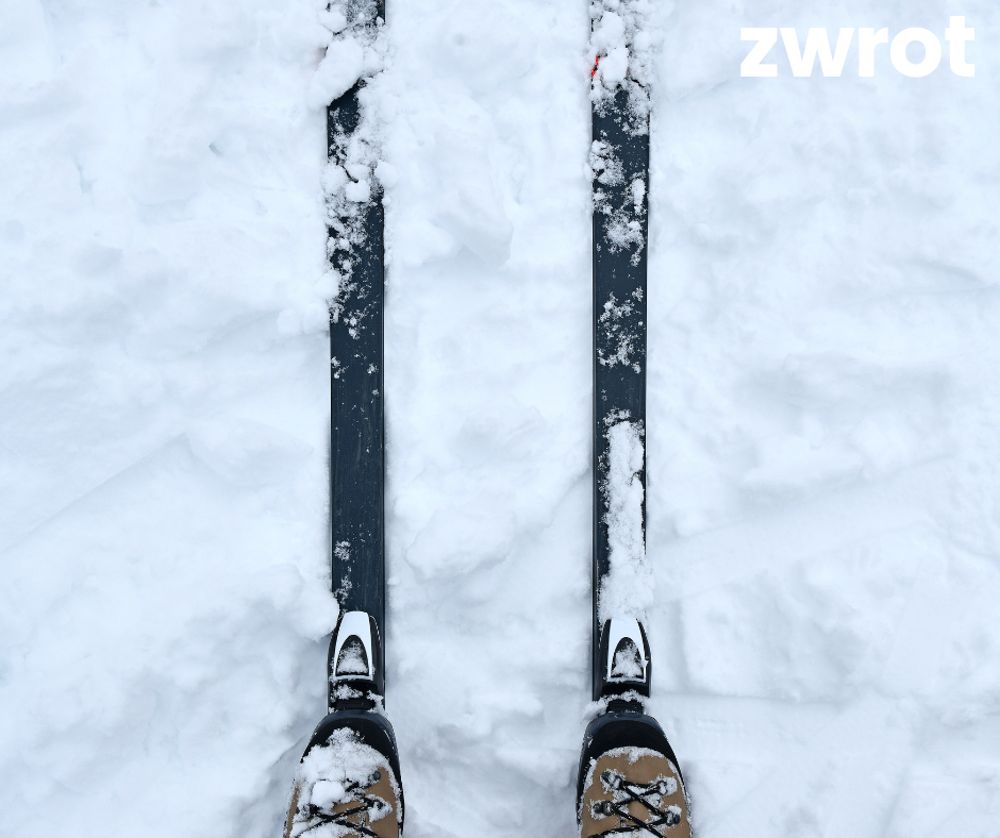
[286,2,688,835]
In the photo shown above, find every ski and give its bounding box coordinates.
[285,3,404,837]
[589,11,651,709]
[578,3,692,835]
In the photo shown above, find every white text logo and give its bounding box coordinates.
[741,17,975,78]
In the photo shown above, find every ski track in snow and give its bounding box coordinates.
[3,1,1000,837]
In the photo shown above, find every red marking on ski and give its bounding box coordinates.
[591,55,600,78]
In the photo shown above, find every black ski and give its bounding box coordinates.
[578,3,692,835]
[589,2,653,711]
[285,3,404,837]
[590,76,651,706]
[327,2,387,700]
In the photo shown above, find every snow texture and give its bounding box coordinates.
[334,640,369,676]
[3,1,1000,838]
[288,728,399,838]
[590,141,648,261]
[599,420,653,622]
[597,289,645,369]
[321,0,385,317]
[590,0,655,120]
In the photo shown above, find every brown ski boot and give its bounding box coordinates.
[578,741,691,837]
[578,619,692,836]
[284,724,403,838]
[285,612,404,838]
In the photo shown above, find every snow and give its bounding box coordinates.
[612,645,644,679]
[590,137,647,261]
[311,37,366,107]
[600,419,653,622]
[334,641,369,676]
[319,0,386,282]
[597,290,644,369]
[590,0,655,118]
[288,728,399,838]
[3,2,1000,838]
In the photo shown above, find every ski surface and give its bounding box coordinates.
[590,5,652,701]
[328,0,387,693]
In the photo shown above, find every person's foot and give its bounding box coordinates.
[577,706,692,838]
[579,745,691,837]
[284,727,403,838]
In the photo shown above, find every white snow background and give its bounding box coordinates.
[3,0,1000,836]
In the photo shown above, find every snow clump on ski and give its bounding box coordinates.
[589,0,655,122]
[599,419,654,622]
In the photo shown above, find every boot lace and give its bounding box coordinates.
[590,768,684,836]
[297,771,390,838]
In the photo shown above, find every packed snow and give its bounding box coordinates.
[599,419,654,622]
[318,0,385,272]
[590,0,656,119]
[3,1,1000,838]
